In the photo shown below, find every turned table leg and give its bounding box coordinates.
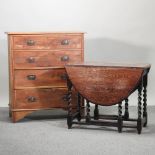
[67,78,73,129]
[77,93,82,122]
[86,100,91,123]
[137,81,143,134]
[124,98,129,120]
[94,105,99,120]
[143,75,148,127]
[118,102,123,133]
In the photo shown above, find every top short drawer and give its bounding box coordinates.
[12,34,83,50]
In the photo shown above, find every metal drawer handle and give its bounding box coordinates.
[27,40,35,46]
[27,96,36,102]
[27,57,35,63]
[62,94,68,101]
[27,75,36,80]
[61,55,69,62]
[60,73,67,80]
[61,39,69,45]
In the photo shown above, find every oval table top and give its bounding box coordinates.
[65,62,151,106]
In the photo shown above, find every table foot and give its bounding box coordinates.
[124,98,129,120]
[67,116,72,129]
[137,118,142,134]
[143,74,148,127]
[137,82,142,134]
[86,100,91,123]
[94,105,99,120]
[118,102,123,133]
[67,78,73,129]
[77,113,82,122]
[143,113,148,127]
[77,93,82,122]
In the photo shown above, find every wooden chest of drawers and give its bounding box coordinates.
[7,32,84,122]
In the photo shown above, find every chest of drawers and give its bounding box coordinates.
[7,32,84,122]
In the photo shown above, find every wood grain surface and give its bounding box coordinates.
[14,69,67,88]
[13,50,83,68]
[14,88,77,109]
[8,32,84,122]
[12,34,83,50]
[66,66,145,105]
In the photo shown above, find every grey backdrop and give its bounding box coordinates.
[0,0,154,107]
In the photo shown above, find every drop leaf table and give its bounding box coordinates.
[65,62,151,134]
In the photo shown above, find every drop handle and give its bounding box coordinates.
[27,96,37,102]
[61,39,69,45]
[27,75,36,80]
[26,40,35,46]
[61,55,69,62]
[27,57,35,63]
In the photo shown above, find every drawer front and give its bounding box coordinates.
[12,35,83,50]
[14,88,77,109]
[14,69,67,88]
[13,50,83,68]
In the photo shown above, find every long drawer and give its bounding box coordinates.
[14,69,67,88]
[13,50,83,68]
[12,34,83,50]
[14,88,77,109]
